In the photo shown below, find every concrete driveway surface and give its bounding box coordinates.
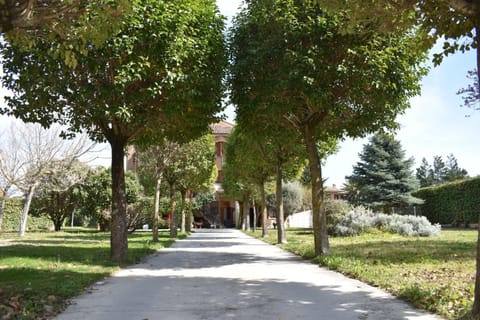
[54,229,442,320]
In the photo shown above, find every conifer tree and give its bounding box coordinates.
[445,154,469,182]
[416,154,468,187]
[416,158,434,188]
[346,133,422,213]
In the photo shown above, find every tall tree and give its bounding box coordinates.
[1,0,226,263]
[314,2,480,313]
[416,157,434,188]
[229,0,426,255]
[432,155,449,185]
[458,70,480,113]
[346,133,422,213]
[445,153,469,182]
[417,154,469,187]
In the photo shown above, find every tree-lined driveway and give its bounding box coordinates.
[55,229,442,320]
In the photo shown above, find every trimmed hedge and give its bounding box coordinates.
[1,197,53,232]
[413,177,480,225]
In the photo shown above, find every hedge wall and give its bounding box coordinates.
[413,177,480,225]
[1,197,53,232]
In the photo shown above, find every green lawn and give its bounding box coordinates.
[0,228,186,319]
[248,228,475,320]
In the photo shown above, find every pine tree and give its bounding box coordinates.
[346,133,422,213]
[445,154,469,182]
[432,155,448,185]
[417,154,469,187]
[416,158,434,187]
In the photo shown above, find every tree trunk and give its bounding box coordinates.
[180,189,186,233]
[252,198,257,232]
[0,185,10,233]
[169,183,177,238]
[473,211,480,318]
[242,192,250,231]
[71,209,75,227]
[153,176,162,242]
[304,125,329,256]
[472,27,480,319]
[110,138,128,264]
[276,162,287,244]
[235,201,241,229]
[19,182,37,237]
[239,201,244,230]
[186,192,192,232]
[54,219,62,231]
[260,181,268,237]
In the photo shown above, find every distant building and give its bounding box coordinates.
[125,121,239,228]
[125,145,139,174]
[324,184,346,201]
[207,121,237,227]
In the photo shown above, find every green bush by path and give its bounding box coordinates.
[413,177,480,226]
[248,228,475,320]
[2,197,53,232]
[0,228,187,319]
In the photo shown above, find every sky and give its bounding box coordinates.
[1,1,478,187]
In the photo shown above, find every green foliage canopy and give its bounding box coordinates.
[346,133,422,212]
[1,0,226,263]
[1,0,226,144]
[416,154,469,187]
[229,0,427,255]
[316,0,479,65]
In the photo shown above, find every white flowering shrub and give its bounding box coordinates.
[334,209,441,237]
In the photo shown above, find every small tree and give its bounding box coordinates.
[176,133,216,233]
[31,160,89,231]
[267,181,303,220]
[79,167,141,231]
[223,127,275,236]
[6,124,93,236]
[346,133,422,213]
[138,141,179,242]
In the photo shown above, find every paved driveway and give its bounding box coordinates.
[54,229,442,320]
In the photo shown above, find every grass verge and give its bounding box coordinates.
[247,228,475,320]
[0,228,187,319]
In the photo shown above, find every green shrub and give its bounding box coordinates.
[325,200,353,234]
[413,177,480,225]
[2,197,53,232]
